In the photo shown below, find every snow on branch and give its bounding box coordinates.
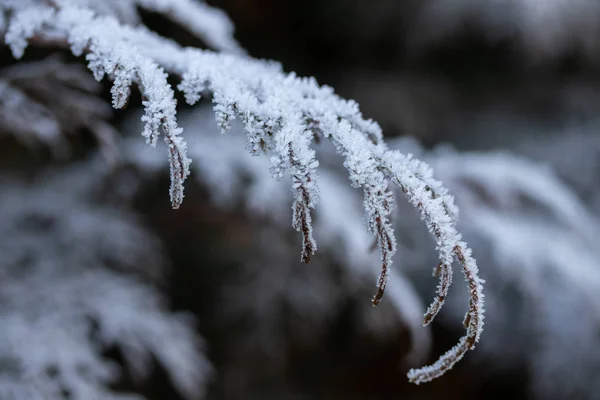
[126,106,434,367]
[18,0,243,53]
[2,0,484,383]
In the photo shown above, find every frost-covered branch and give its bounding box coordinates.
[409,144,600,398]
[383,150,484,383]
[2,0,485,383]
[126,107,434,368]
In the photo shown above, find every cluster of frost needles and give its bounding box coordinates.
[1,0,485,383]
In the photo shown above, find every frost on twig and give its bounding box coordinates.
[126,106,434,370]
[5,2,191,207]
[32,0,243,53]
[406,144,600,398]
[383,151,484,383]
[3,0,485,382]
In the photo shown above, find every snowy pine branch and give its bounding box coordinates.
[413,144,600,398]
[126,106,434,369]
[2,0,485,383]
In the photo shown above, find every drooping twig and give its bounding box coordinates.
[3,0,485,383]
